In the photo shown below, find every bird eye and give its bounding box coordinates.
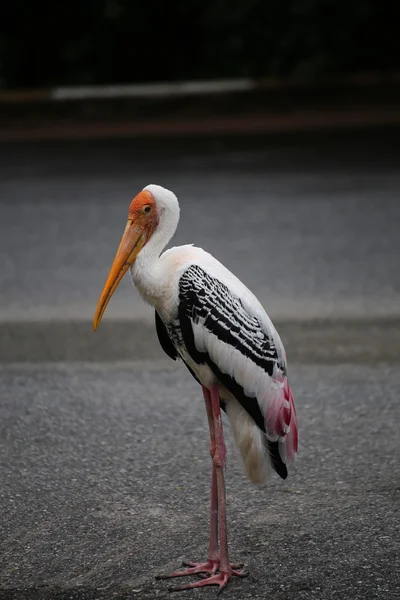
[143,205,152,214]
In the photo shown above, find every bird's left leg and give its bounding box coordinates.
[155,386,220,581]
[168,384,248,593]
[178,386,220,574]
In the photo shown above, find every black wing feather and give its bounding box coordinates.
[155,310,177,361]
[155,309,203,386]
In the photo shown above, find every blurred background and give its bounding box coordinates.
[1,0,400,136]
[1,0,399,86]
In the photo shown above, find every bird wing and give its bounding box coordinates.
[155,309,204,385]
[155,310,178,360]
[176,264,298,472]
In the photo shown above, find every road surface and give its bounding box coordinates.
[1,128,400,326]
[0,127,399,599]
[1,362,399,600]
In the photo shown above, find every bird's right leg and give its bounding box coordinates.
[155,386,220,581]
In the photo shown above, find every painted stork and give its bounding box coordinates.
[93,185,298,593]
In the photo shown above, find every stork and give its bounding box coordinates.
[93,185,298,593]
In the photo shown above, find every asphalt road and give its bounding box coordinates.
[1,128,400,325]
[1,128,400,600]
[1,362,399,600]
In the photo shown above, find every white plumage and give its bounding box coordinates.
[130,185,297,484]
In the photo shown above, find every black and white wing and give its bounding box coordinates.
[172,264,298,478]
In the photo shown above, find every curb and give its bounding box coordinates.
[1,317,399,363]
[1,73,400,103]
[2,73,400,142]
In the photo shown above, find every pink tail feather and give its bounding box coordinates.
[266,379,298,463]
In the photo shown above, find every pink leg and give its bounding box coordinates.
[180,387,219,573]
[211,383,229,574]
[203,386,219,562]
[168,384,248,593]
[156,387,220,579]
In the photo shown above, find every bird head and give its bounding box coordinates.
[93,188,159,331]
[93,185,179,331]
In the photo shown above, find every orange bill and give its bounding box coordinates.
[93,219,147,330]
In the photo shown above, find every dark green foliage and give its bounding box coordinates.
[0,0,398,89]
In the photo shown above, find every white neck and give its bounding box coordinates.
[130,186,180,305]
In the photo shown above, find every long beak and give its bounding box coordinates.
[93,219,146,330]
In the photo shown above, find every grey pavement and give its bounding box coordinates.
[1,362,399,600]
[1,128,400,600]
[1,128,400,327]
